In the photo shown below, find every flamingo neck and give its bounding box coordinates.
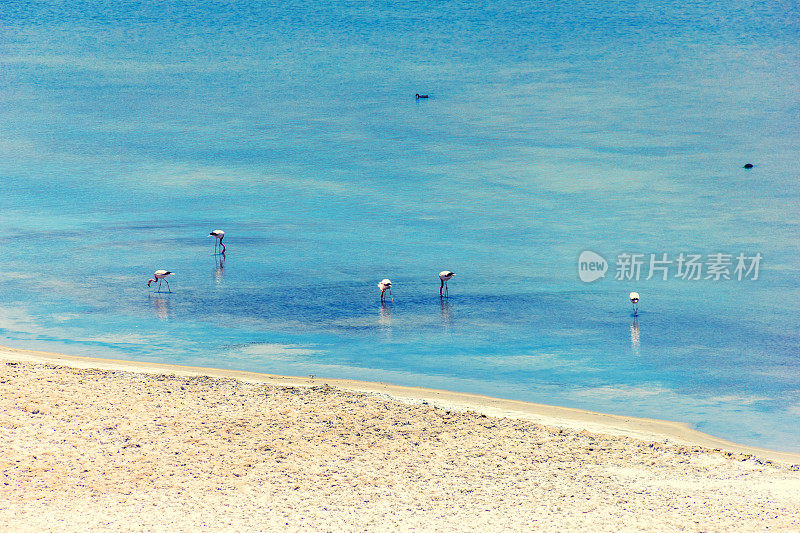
[220,237,225,253]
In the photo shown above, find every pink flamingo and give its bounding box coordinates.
[148,270,174,293]
[209,229,225,254]
[629,291,640,316]
[438,270,455,297]
[378,279,392,302]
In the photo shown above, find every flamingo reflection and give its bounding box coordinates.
[214,252,225,283]
[148,294,171,320]
[378,303,393,340]
[440,297,452,328]
[630,317,640,357]
[379,303,392,326]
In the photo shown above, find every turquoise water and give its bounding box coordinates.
[2,0,799,451]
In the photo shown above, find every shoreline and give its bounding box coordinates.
[2,344,798,464]
[3,342,800,530]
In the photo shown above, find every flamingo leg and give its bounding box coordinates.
[165,279,171,293]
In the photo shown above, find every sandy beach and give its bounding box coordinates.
[1,345,798,531]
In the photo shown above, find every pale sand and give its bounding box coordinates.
[1,345,799,532]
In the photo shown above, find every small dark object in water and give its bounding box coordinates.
[743,163,754,169]
[415,93,429,99]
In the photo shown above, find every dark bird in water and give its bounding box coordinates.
[415,93,429,99]
[743,163,754,169]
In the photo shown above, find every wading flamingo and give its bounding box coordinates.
[209,229,225,254]
[438,271,455,297]
[148,270,174,293]
[378,279,393,302]
[629,291,640,316]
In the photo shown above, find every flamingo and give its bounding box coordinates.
[209,229,225,254]
[629,292,640,316]
[378,279,393,302]
[438,270,455,297]
[148,270,174,293]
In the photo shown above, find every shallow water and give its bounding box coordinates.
[2,0,799,450]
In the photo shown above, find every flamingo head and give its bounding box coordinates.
[147,278,155,287]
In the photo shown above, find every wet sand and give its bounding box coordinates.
[1,345,799,531]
